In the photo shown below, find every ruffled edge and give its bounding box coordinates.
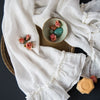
[48,51,86,92]
[66,53,86,92]
[53,51,86,92]
[26,82,70,100]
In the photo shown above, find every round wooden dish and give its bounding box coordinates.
[0,26,75,75]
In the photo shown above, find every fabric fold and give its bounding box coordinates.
[26,82,70,100]
[52,52,86,91]
[2,0,40,54]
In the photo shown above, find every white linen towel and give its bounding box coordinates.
[2,0,100,100]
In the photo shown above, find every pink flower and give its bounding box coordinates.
[50,34,57,42]
[55,20,61,27]
[26,34,31,41]
[19,38,25,44]
[25,42,33,50]
[90,75,97,83]
[50,25,57,30]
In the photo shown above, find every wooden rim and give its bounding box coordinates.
[0,36,14,75]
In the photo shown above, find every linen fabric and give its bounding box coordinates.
[2,0,100,100]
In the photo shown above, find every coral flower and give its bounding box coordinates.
[25,42,33,50]
[50,25,57,30]
[55,20,61,27]
[90,75,97,83]
[26,34,31,41]
[19,38,25,44]
[50,34,57,42]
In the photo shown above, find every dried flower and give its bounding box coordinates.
[90,75,97,83]
[26,34,31,41]
[55,20,61,27]
[25,42,33,50]
[50,34,57,42]
[50,25,57,30]
[19,38,25,44]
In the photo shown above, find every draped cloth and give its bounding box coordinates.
[2,0,100,100]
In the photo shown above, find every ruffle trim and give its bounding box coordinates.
[82,11,100,61]
[26,82,70,100]
[53,51,86,91]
